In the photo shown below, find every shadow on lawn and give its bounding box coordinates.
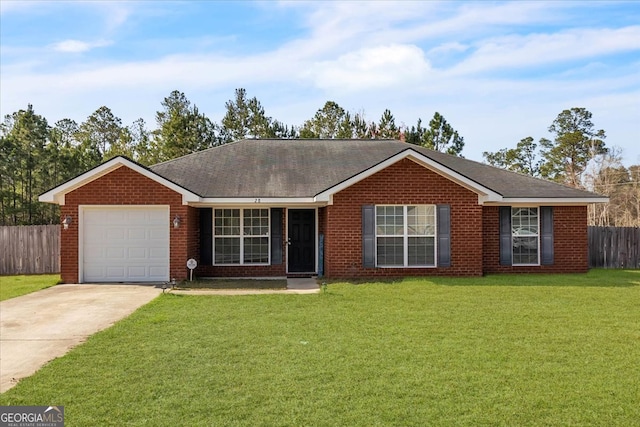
[327,270,640,288]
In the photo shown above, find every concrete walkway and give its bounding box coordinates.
[0,284,161,393]
[170,277,320,296]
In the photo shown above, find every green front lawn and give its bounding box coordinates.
[2,270,639,426]
[0,274,61,301]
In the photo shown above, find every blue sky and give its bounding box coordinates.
[1,1,639,165]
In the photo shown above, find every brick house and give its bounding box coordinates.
[39,139,607,283]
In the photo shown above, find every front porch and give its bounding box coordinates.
[189,206,326,279]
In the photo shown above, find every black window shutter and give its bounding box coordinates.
[437,204,451,267]
[200,208,213,265]
[540,206,554,265]
[499,206,512,265]
[362,205,375,268]
[270,208,283,265]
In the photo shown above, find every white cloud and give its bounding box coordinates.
[452,26,640,75]
[283,1,560,54]
[51,39,112,53]
[308,44,432,91]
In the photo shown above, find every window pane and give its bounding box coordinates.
[214,237,240,264]
[513,236,538,264]
[243,209,269,236]
[512,207,538,236]
[376,206,403,235]
[408,237,435,266]
[244,237,269,264]
[407,205,435,236]
[377,237,404,266]
[215,209,240,236]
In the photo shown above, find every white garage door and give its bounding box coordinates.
[82,206,170,283]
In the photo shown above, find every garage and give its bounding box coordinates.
[81,206,170,283]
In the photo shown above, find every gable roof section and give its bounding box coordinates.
[39,156,201,205]
[150,139,607,204]
[313,149,503,203]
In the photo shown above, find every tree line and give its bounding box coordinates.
[0,88,465,225]
[1,89,636,226]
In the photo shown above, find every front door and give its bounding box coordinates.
[288,209,316,273]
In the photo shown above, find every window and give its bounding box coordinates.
[214,209,269,264]
[376,205,436,267]
[512,207,539,265]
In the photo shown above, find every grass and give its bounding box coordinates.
[0,274,61,301]
[1,269,639,426]
[177,278,287,290]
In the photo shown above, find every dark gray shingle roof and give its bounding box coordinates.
[149,139,603,199]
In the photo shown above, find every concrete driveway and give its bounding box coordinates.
[0,284,161,393]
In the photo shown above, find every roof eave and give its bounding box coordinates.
[191,197,327,207]
[485,197,610,206]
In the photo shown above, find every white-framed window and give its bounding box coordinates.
[214,208,269,265]
[512,207,539,265]
[375,205,436,267]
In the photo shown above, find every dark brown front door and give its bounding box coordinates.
[288,209,315,273]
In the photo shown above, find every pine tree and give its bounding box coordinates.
[153,90,219,161]
[376,109,400,139]
[422,112,464,156]
[539,107,607,187]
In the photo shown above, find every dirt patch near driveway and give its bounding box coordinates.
[0,284,161,392]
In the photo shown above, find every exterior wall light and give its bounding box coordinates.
[173,215,181,228]
[62,215,72,230]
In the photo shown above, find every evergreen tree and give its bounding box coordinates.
[483,136,541,176]
[335,112,354,139]
[421,112,465,156]
[353,112,374,139]
[539,107,607,187]
[0,105,51,224]
[300,101,349,139]
[221,88,275,141]
[76,106,124,159]
[153,90,219,161]
[376,109,400,139]
[129,118,153,164]
[405,119,425,145]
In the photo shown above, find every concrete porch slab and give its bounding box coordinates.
[286,277,319,290]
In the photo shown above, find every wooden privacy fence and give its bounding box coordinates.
[0,225,60,275]
[588,226,640,269]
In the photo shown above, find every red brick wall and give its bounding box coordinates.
[61,166,188,283]
[323,158,484,278]
[482,205,589,273]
